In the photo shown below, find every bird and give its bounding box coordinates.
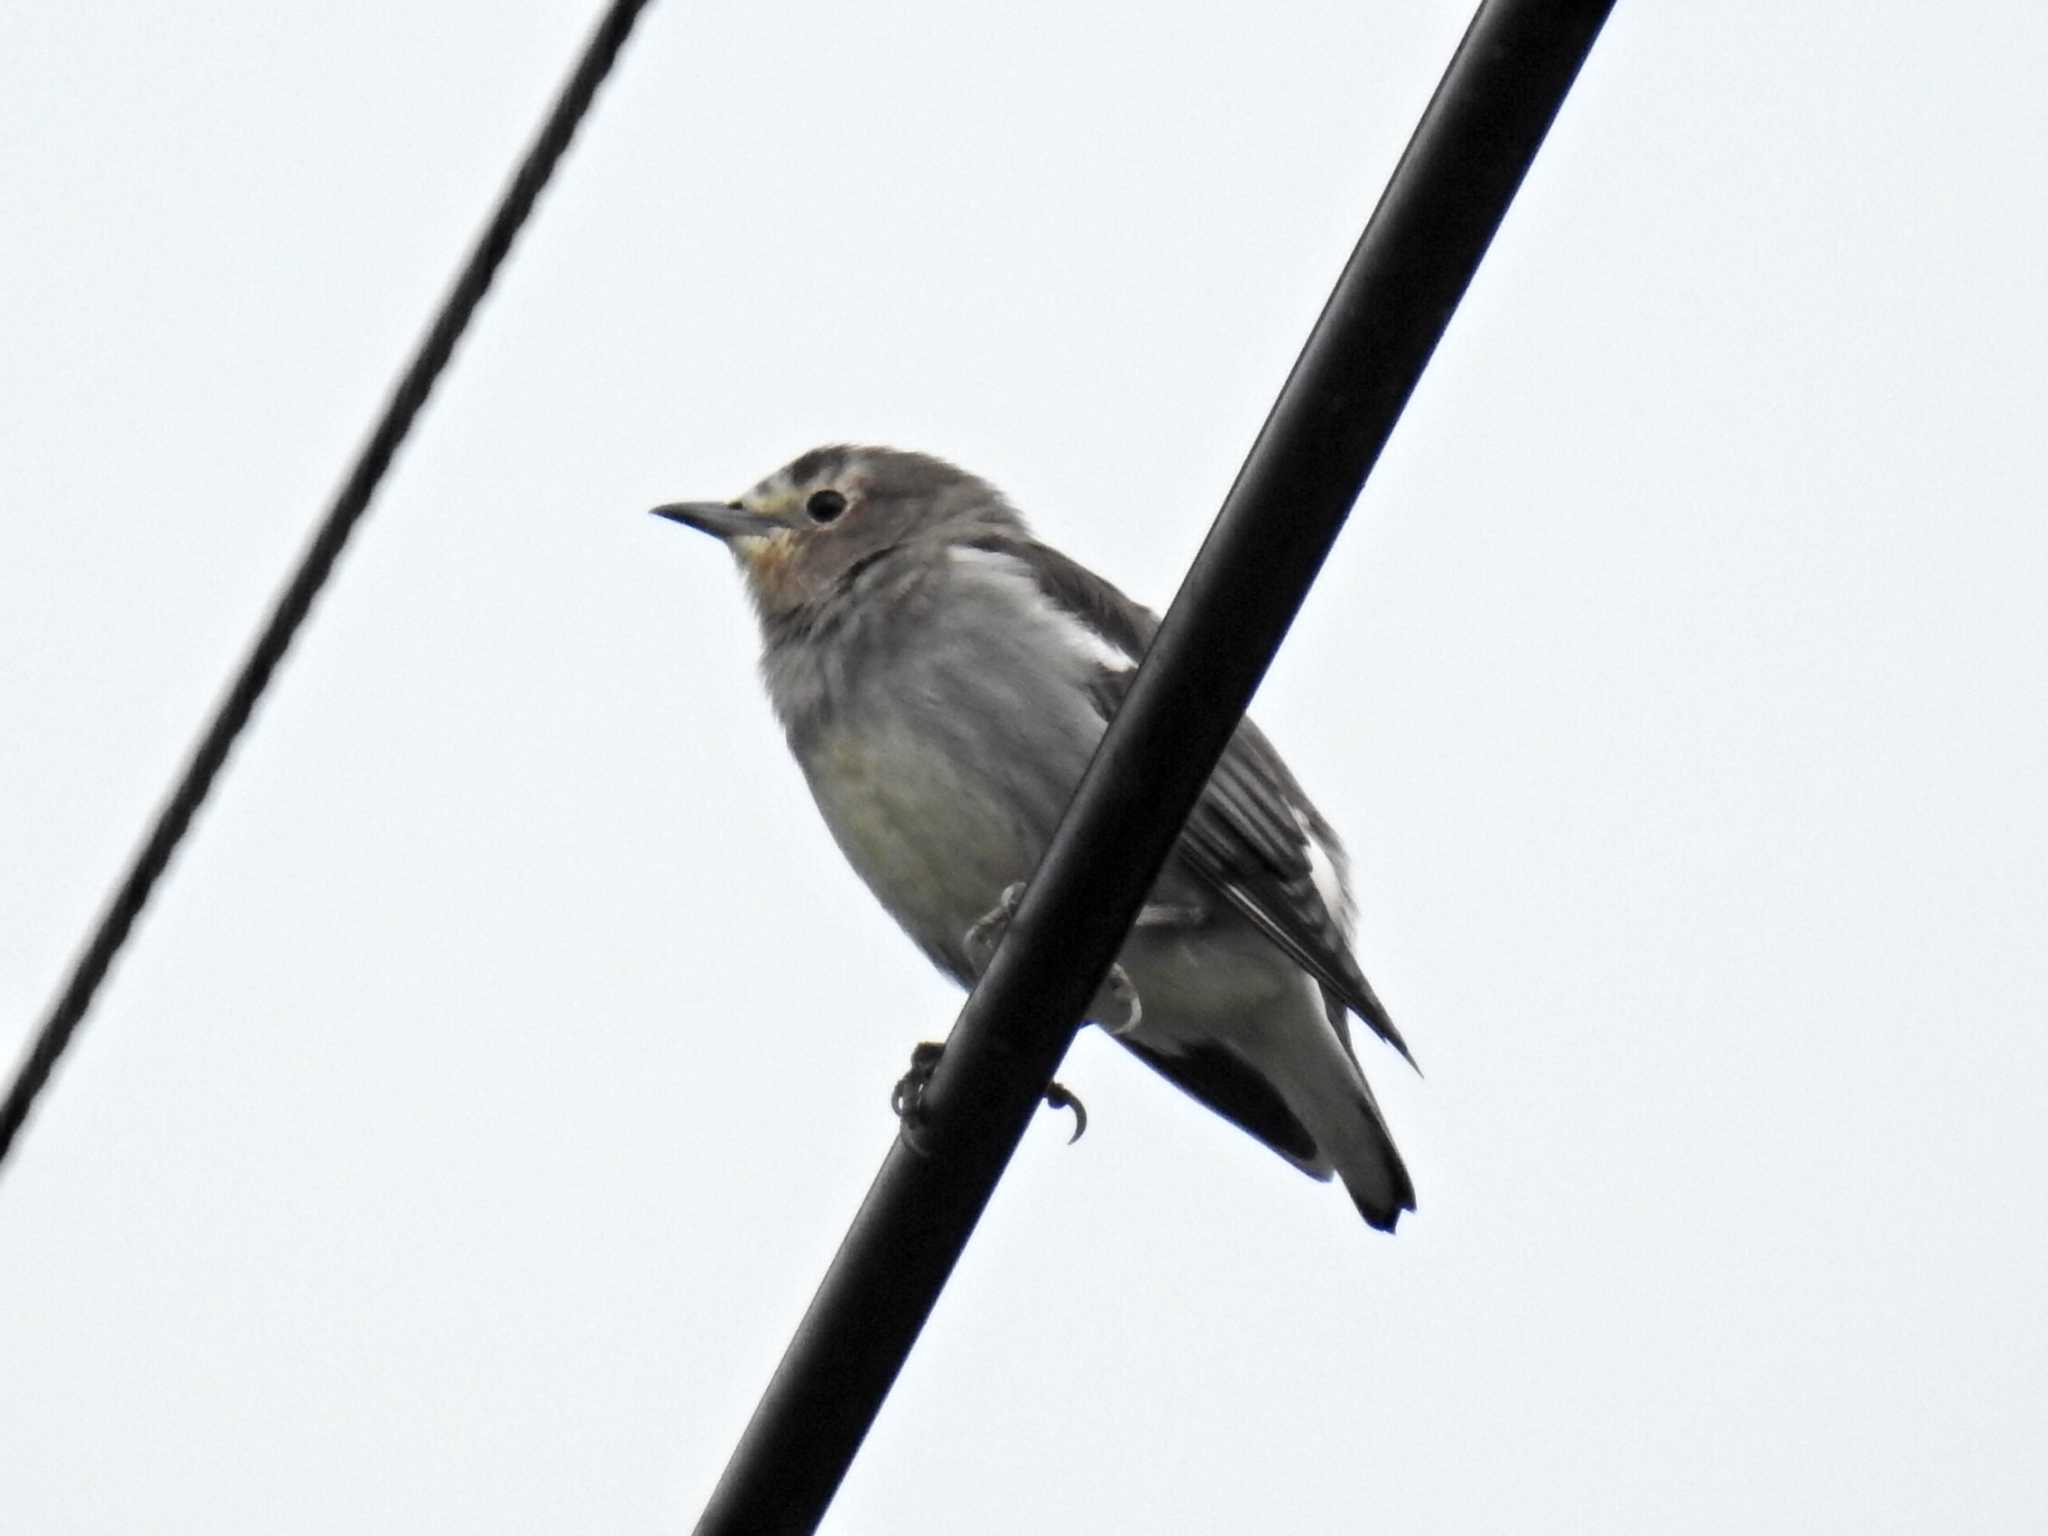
[651,445,1416,1230]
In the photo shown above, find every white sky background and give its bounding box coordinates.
[4,2,2045,1530]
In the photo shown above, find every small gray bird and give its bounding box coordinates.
[652,445,1416,1230]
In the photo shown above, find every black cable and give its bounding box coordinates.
[0,0,657,1172]
[693,1,1617,1529]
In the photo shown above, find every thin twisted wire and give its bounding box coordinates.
[0,0,657,1171]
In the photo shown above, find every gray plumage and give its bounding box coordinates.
[652,445,1416,1230]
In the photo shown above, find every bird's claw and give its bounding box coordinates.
[1091,962,1142,1037]
[963,882,1143,1037]
[890,1040,946,1127]
[889,1039,1089,1145]
[961,882,1029,974]
[1042,1080,1089,1143]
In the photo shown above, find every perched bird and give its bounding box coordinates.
[652,446,1416,1230]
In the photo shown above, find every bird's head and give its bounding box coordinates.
[651,444,1023,623]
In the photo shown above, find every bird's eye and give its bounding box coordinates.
[806,489,848,524]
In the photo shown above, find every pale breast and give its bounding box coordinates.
[801,710,1045,981]
[791,577,1108,980]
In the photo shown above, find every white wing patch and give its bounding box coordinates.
[948,544,1135,673]
[1293,806,1353,937]
[1056,614,1138,674]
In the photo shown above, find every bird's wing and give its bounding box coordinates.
[963,533,1160,658]
[965,534,1413,1068]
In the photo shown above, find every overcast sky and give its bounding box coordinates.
[4,3,2045,1532]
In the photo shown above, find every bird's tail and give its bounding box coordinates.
[1316,1075,1415,1233]
[1254,989,1417,1233]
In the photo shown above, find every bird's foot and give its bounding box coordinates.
[889,1041,947,1125]
[962,883,1144,1038]
[961,882,1030,974]
[889,1039,1089,1144]
[1090,964,1142,1037]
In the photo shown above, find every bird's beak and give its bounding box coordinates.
[648,501,779,542]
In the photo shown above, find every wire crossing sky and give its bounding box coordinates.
[0,0,655,1170]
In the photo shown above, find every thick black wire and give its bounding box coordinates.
[0,0,657,1171]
